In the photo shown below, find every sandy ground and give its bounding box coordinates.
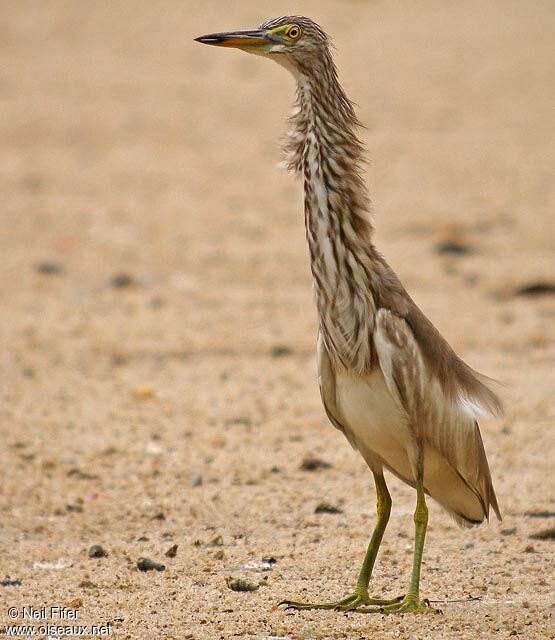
[1,1,554,639]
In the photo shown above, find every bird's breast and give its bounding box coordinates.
[334,368,412,458]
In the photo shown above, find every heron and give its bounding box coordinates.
[195,16,501,615]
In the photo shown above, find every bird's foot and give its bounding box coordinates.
[357,592,442,615]
[278,585,402,611]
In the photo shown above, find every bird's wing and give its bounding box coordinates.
[373,308,501,522]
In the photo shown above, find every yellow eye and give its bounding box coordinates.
[287,25,301,40]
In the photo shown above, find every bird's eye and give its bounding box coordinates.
[287,25,301,40]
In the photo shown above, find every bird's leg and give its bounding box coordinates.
[357,479,441,615]
[348,473,401,606]
[279,472,401,611]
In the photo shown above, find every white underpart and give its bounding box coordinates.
[334,368,487,525]
[335,368,412,462]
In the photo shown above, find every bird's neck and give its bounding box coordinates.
[284,62,379,371]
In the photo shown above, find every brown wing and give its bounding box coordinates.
[374,308,501,523]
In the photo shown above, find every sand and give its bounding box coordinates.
[1,1,554,639]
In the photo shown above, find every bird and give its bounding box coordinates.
[195,16,502,615]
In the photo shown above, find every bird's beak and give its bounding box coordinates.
[194,29,271,51]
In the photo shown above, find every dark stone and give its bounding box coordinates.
[513,282,555,297]
[271,345,294,357]
[315,502,343,514]
[152,512,166,521]
[110,273,134,288]
[434,241,473,256]
[529,527,555,540]
[88,545,108,558]
[137,557,165,572]
[1,576,22,587]
[35,261,63,274]
[300,456,332,471]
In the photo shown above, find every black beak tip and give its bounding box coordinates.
[194,35,214,44]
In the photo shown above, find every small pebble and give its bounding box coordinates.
[68,468,99,480]
[224,417,251,427]
[165,544,178,558]
[434,241,473,256]
[110,273,134,288]
[137,557,165,572]
[315,502,343,514]
[152,512,166,521]
[225,576,259,592]
[529,527,555,540]
[35,261,64,274]
[79,580,97,589]
[513,282,555,298]
[1,576,22,587]
[209,535,224,547]
[66,598,82,609]
[189,473,203,487]
[271,345,294,358]
[300,456,332,471]
[88,545,108,558]
[133,385,156,399]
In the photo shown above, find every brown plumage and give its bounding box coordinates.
[274,16,501,526]
[196,16,502,613]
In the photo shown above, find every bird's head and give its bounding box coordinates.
[194,16,330,77]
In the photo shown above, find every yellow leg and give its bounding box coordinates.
[358,480,441,615]
[279,473,401,611]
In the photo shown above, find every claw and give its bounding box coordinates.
[355,593,442,615]
[275,589,400,612]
